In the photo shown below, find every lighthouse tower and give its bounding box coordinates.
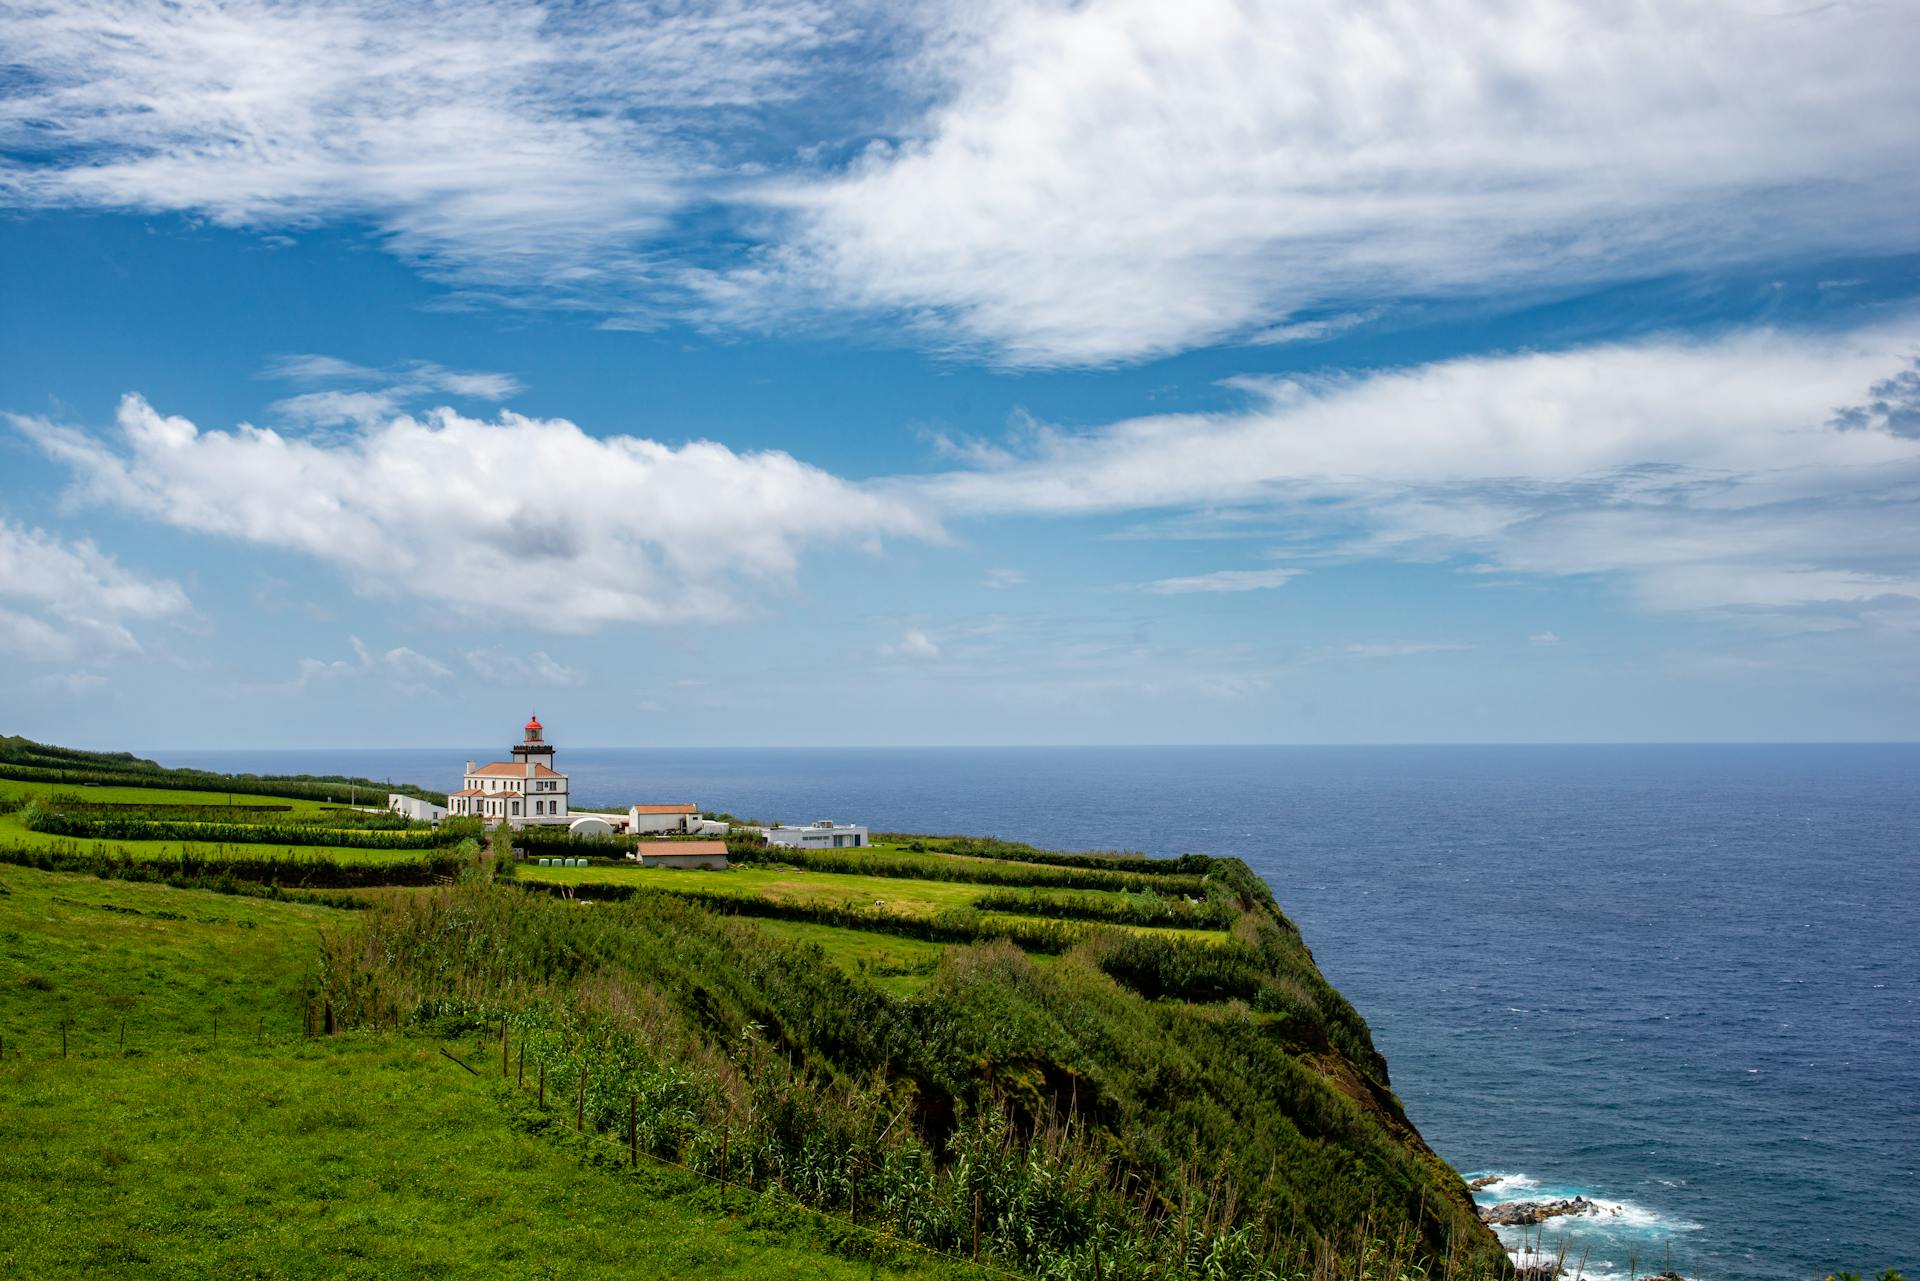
[511,713,556,769]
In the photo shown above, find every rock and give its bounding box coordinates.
[1641,1272,1687,1281]
[1477,1196,1603,1227]
[1466,1175,1505,1192]
[1514,1265,1563,1281]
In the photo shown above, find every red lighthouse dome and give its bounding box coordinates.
[524,713,543,740]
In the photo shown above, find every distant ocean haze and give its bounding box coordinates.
[157,742,1920,1281]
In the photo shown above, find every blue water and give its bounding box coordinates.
[155,743,1919,1280]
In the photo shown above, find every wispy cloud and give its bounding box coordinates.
[294,635,451,691]
[10,394,937,633]
[0,518,190,662]
[4,2,1914,366]
[880,628,941,659]
[1528,631,1561,646]
[747,0,1920,365]
[0,0,855,322]
[464,647,585,688]
[263,355,524,426]
[1136,568,1301,595]
[921,325,1920,618]
[1345,642,1472,659]
[982,567,1027,588]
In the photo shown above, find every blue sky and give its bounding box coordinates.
[2,0,1918,749]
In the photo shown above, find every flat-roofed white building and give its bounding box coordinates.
[387,793,448,823]
[447,715,571,828]
[628,802,698,833]
[765,820,868,850]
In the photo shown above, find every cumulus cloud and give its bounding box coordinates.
[263,355,525,427]
[464,647,586,688]
[1137,568,1301,595]
[753,0,1920,364]
[10,395,936,631]
[919,325,1920,615]
[0,519,191,662]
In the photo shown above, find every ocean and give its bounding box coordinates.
[155,743,1919,1280]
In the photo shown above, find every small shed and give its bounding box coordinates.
[630,839,729,870]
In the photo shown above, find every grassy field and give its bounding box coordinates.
[0,778,449,863]
[747,916,966,995]
[0,866,970,1281]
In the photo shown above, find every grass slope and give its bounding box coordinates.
[0,866,969,1281]
[0,1043,968,1281]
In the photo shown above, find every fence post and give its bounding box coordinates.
[323,1000,335,1037]
[501,1018,508,1077]
[517,1042,525,1088]
[120,1019,126,1052]
[1094,1238,1103,1281]
[212,1015,218,1049]
[628,1095,637,1168]
[973,1189,981,1261]
[850,1161,858,1224]
[720,1123,729,1188]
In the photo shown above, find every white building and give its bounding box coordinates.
[448,715,571,828]
[765,820,868,850]
[387,793,448,823]
[567,815,615,839]
[628,802,699,834]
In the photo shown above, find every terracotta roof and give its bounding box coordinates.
[630,803,698,814]
[638,840,728,856]
[450,788,488,798]
[471,761,563,779]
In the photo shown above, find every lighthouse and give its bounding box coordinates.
[511,713,556,769]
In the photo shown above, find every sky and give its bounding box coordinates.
[2,0,1919,750]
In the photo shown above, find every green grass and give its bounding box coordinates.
[521,861,990,914]
[0,1040,971,1281]
[0,780,441,864]
[0,866,970,1280]
[745,917,965,996]
[0,777,341,812]
[0,864,348,1053]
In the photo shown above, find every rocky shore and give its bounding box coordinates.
[1476,1195,1612,1226]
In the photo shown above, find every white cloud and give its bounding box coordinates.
[1528,631,1561,646]
[264,355,525,426]
[11,395,937,632]
[6,2,1914,366]
[1345,642,1471,659]
[1137,568,1301,595]
[982,567,1027,588]
[295,635,451,690]
[881,628,941,659]
[1247,311,1383,348]
[919,324,1920,615]
[756,0,1920,364]
[0,519,191,662]
[464,648,586,689]
[0,0,853,319]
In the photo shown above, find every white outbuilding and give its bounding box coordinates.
[764,820,868,850]
[568,815,616,839]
